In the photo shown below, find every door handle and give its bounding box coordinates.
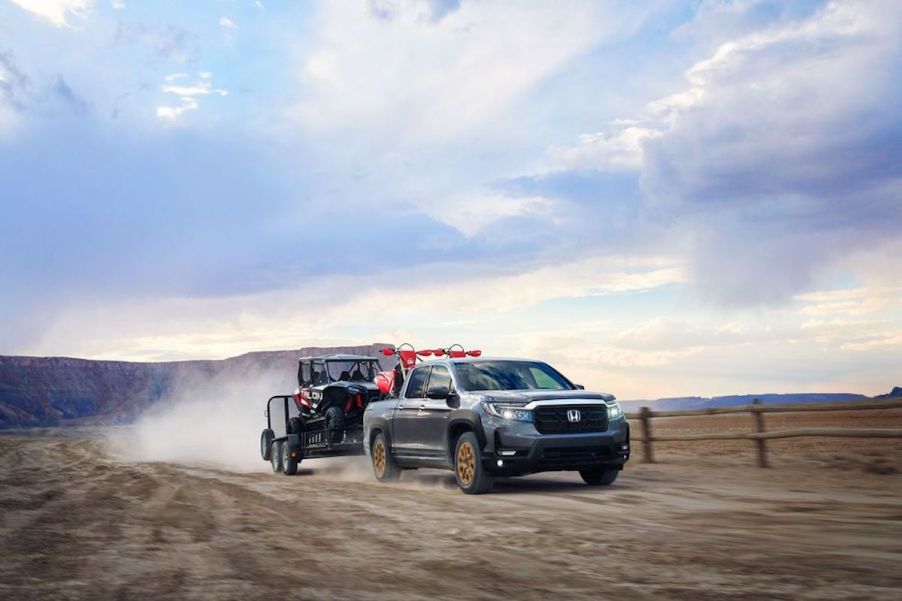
[418,404,427,411]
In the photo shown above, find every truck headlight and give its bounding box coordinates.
[606,401,624,421]
[482,402,532,422]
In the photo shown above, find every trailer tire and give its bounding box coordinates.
[281,441,299,476]
[260,429,274,461]
[271,441,283,473]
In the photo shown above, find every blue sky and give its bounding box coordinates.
[1,0,900,398]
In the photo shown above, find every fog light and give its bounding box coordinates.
[496,459,504,467]
[499,450,516,456]
[621,444,629,450]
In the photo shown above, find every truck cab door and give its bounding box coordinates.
[419,365,455,463]
[391,366,430,460]
[392,365,453,465]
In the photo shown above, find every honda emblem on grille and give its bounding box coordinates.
[566,409,582,423]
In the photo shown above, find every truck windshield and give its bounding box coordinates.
[326,360,379,382]
[453,361,574,392]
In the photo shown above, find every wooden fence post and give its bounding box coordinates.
[639,406,654,463]
[752,398,769,468]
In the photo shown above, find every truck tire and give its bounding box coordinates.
[271,441,283,473]
[260,429,274,461]
[453,431,492,494]
[580,467,619,486]
[325,406,345,443]
[370,432,400,482]
[281,441,299,476]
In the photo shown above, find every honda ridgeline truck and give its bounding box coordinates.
[363,357,629,494]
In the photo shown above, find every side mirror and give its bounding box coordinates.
[446,392,460,409]
[574,384,585,390]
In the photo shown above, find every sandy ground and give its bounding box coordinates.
[1,418,901,600]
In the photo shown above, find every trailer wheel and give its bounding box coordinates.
[270,441,283,473]
[260,429,274,461]
[281,441,299,476]
[371,432,400,482]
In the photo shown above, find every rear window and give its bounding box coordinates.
[404,367,429,398]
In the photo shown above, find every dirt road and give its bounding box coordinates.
[1,433,900,600]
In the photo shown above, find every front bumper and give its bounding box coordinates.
[482,420,630,476]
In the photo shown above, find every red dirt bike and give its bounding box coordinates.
[374,343,482,398]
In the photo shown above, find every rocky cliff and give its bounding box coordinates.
[0,344,391,428]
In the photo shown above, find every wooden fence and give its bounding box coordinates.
[625,398,902,467]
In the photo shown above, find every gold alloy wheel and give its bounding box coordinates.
[456,441,476,487]
[373,440,386,478]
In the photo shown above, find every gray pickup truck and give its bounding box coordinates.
[363,357,629,494]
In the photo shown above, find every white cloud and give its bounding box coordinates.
[293,1,654,142]
[156,72,227,121]
[548,120,662,172]
[9,0,92,28]
[431,192,552,236]
[28,255,683,362]
[219,16,237,30]
[795,287,897,317]
[547,0,902,306]
[0,53,29,135]
[110,0,125,10]
[611,317,750,352]
[156,97,198,121]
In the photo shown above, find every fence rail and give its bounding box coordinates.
[624,398,902,467]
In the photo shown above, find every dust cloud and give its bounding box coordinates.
[107,369,287,472]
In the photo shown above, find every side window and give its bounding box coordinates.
[300,362,312,386]
[312,362,328,386]
[529,367,558,389]
[426,365,452,396]
[404,367,430,398]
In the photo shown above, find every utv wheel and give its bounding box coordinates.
[371,433,400,482]
[270,441,283,473]
[325,406,345,443]
[580,467,619,486]
[281,441,299,476]
[288,417,304,435]
[260,429,274,461]
[453,432,492,494]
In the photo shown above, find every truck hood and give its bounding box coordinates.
[478,390,615,404]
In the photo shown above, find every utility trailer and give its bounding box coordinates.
[261,394,366,475]
[260,354,382,475]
